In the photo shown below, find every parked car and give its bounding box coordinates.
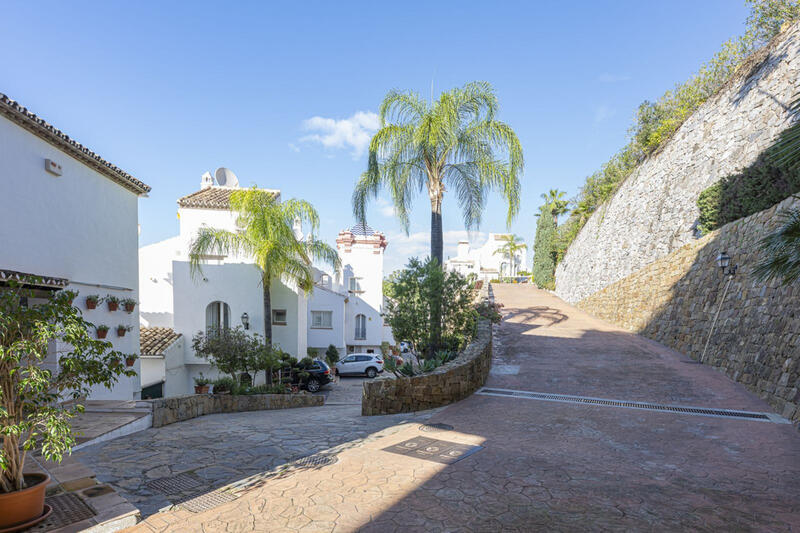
[335,353,384,378]
[301,359,333,392]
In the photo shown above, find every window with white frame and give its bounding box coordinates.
[206,301,230,334]
[354,314,367,340]
[348,277,363,293]
[272,309,287,325]
[310,310,333,329]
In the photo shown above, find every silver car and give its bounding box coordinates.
[335,353,384,378]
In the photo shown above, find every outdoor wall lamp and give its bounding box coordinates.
[241,312,250,330]
[716,251,737,277]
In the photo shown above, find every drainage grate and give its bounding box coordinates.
[293,454,338,468]
[383,437,483,464]
[477,388,789,423]
[145,471,204,494]
[31,493,96,530]
[420,423,455,432]
[172,490,238,513]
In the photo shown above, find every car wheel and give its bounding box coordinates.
[365,367,377,378]
[307,378,321,392]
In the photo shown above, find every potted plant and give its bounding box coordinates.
[116,324,131,337]
[105,295,120,312]
[85,294,100,309]
[193,374,211,394]
[0,281,134,530]
[211,376,235,395]
[121,298,137,314]
[96,325,110,339]
[125,355,137,367]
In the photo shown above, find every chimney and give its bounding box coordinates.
[200,171,214,189]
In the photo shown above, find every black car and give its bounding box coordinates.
[302,359,333,392]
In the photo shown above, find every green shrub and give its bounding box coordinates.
[533,205,557,290]
[697,157,800,233]
[212,376,236,393]
[325,344,340,366]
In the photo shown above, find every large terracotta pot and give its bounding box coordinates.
[0,473,50,530]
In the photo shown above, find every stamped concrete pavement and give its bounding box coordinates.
[111,284,799,531]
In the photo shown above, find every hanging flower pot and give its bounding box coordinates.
[122,298,137,314]
[85,295,100,309]
[106,295,120,312]
[96,325,109,339]
[125,356,136,367]
[116,325,131,338]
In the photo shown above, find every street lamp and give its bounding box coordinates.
[716,251,737,276]
[241,312,250,330]
[702,251,737,363]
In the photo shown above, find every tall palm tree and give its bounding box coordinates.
[493,234,527,277]
[540,189,569,223]
[189,187,340,344]
[353,81,524,266]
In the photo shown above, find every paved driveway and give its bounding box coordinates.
[103,284,798,531]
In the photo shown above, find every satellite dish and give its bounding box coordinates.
[214,167,239,188]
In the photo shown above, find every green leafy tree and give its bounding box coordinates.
[192,326,257,379]
[189,187,340,344]
[385,258,478,359]
[353,81,524,266]
[493,234,527,277]
[533,205,557,290]
[1,283,134,493]
[746,0,800,44]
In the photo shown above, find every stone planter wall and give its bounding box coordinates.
[151,393,323,428]
[362,320,493,416]
[578,196,800,422]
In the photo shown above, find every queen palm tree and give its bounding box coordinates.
[353,81,524,266]
[189,187,340,344]
[493,234,527,277]
[541,189,569,223]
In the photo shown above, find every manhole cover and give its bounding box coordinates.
[293,454,338,468]
[30,493,96,530]
[419,423,454,432]
[383,437,482,464]
[172,490,238,513]
[146,471,204,494]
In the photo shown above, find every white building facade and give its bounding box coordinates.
[444,233,528,282]
[0,93,150,400]
[138,175,393,396]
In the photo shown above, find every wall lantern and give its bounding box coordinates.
[241,312,250,330]
[715,251,737,277]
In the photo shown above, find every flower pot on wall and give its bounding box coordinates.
[125,357,136,367]
[0,473,51,530]
[107,301,119,312]
[86,298,98,309]
[96,328,108,339]
[117,327,127,337]
[124,303,135,313]
[194,385,210,394]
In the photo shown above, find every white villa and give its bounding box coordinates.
[444,233,528,282]
[137,173,393,397]
[0,93,150,401]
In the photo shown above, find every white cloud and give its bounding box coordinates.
[299,111,379,158]
[597,73,631,83]
[377,197,396,217]
[288,143,300,153]
[593,105,615,123]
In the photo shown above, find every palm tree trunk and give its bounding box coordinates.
[262,275,272,346]
[429,193,444,353]
[430,197,444,266]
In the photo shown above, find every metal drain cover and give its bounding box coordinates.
[293,454,338,468]
[419,423,454,432]
[146,471,204,494]
[383,437,482,464]
[31,493,96,530]
[172,490,238,513]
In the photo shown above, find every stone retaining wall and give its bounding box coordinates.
[151,393,323,428]
[556,23,800,303]
[361,320,493,416]
[578,196,800,422]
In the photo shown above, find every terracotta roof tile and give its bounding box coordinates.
[177,187,279,210]
[140,327,182,356]
[0,269,69,289]
[0,93,151,195]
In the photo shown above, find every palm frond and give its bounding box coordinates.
[752,203,800,285]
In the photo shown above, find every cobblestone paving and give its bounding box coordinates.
[82,285,800,531]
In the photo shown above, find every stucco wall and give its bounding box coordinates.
[0,114,142,400]
[577,197,800,422]
[555,23,800,303]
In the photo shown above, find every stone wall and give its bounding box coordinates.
[151,393,323,428]
[578,196,800,422]
[362,320,493,416]
[556,23,800,303]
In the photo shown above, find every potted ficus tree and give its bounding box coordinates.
[105,295,120,312]
[85,294,100,309]
[0,281,134,530]
[121,298,137,314]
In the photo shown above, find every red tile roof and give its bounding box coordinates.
[178,187,279,210]
[140,327,182,356]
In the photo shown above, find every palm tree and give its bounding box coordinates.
[493,234,527,277]
[189,187,340,344]
[540,189,569,223]
[353,81,524,266]
[753,197,800,285]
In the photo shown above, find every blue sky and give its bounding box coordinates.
[1,1,750,272]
